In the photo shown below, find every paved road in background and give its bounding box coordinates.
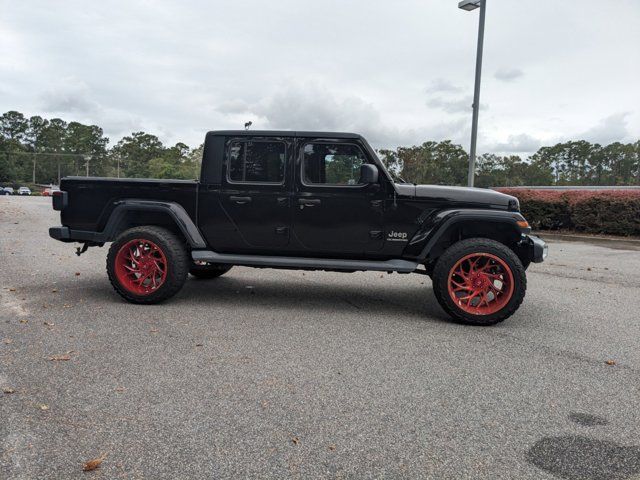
[1,197,639,479]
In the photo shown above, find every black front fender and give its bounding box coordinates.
[403,209,531,262]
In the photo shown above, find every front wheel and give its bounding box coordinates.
[431,238,526,326]
[107,226,189,304]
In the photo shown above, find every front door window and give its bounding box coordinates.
[302,143,367,186]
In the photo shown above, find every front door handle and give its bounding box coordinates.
[229,196,252,205]
[298,198,321,207]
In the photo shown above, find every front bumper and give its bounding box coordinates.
[526,235,548,263]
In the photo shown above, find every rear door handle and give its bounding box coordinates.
[298,198,321,207]
[229,196,252,205]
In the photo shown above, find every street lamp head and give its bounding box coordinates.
[458,0,481,11]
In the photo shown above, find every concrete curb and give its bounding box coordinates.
[535,231,640,250]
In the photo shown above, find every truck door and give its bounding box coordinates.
[292,139,384,254]
[218,137,292,249]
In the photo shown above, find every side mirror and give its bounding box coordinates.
[359,164,379,184]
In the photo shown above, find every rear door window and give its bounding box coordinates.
[227,141,286,184]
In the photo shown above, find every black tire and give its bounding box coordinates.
[431,238,527,326]
[189,263,232,279]
[106,226,189,304]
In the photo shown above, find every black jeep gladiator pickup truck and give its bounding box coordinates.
[50,130,547,325]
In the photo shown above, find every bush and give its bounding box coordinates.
[497,189,640,236]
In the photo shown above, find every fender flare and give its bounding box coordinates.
[97,199,207,248]
[404,209,530,262]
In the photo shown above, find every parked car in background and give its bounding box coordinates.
[42,186,61,196]
[2,186,15,195]
[0,187,10,195]
[18,187,32,195]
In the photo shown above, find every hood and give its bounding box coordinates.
[394,184,517,209]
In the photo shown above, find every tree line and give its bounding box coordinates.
[0,111,200,185]
[380,140,640,187]
[1,110,638,186]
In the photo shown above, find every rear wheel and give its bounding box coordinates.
[189,263,232,279]
[107,226,189,304]
[432,238,526,326]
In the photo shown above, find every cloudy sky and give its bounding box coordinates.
[1,0,638,155]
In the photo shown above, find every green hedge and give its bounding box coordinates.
[497,189,640,236]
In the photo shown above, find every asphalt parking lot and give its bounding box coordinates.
[1,196,639,479]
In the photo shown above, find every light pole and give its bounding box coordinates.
[84,155,92,177]
[459,0,486,187]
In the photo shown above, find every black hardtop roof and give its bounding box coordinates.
[206,130,364,140]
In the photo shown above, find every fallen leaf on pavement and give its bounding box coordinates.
[291,436,299,445]
[51,289,58,293]
[44,321,55,326]
[83,454,107,471]
[3,387,15,394]
[75,272,81,276]
[3,338,12,344]
[19,319,28,324]
[49,354,71,361]
[195,343,203,347]
[9,288,16,292]
[328,444,336,451]
[605,359,616,366]
[40,404,49,410]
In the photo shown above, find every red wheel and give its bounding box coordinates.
[107,226,189,304]
[447,253,514,315]
[114,238,168,295]
[432,238,526,325]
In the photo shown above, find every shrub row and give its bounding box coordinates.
[496,189,640,236]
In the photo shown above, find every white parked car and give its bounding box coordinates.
[2,186,14,195]
[18,187,32,195]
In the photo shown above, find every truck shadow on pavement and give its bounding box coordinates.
[73,273,453,323]
[181,276,453,323]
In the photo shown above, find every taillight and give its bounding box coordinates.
[52,190,68,211]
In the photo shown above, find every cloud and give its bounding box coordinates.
[427,96,472,114]
[490,133,542,153]
[215,99,251,115]
[426,96,488,114]
[579,112,631,144]
[494,68,524,82]
[211,82,469,148]
[39,78,100,114]
[243,82,418,147]
[426,78,462,94]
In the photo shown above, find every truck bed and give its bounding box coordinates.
[59,177,198,232]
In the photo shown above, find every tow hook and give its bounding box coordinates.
[76,243,89,257]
